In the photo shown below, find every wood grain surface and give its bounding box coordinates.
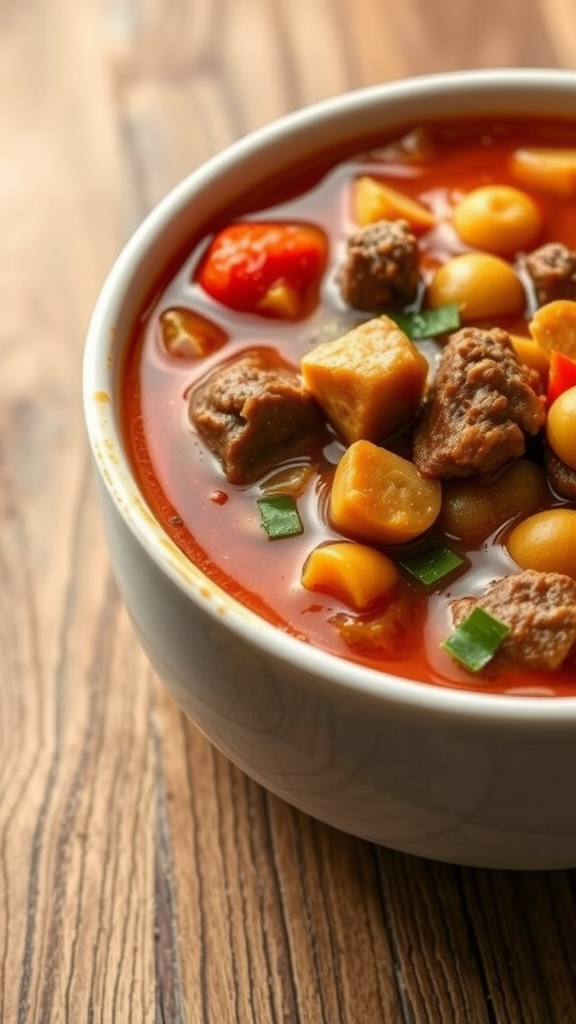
[2,0,576,1021]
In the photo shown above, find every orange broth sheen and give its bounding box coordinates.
[122,117,576,697]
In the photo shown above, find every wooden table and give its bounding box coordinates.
[3,1,576,1020]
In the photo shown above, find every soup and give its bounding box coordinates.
[122,117,576,696]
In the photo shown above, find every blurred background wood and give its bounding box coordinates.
[1,0,576,1020]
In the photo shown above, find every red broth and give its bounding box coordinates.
[122,117,576,696]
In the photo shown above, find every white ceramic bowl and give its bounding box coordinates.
[83,69,576,870]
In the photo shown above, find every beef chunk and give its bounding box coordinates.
[413,327,546,478]
[545,444,576,500]
[190,349,324,484]
[451,570,576,671]
[339,219,420,311]
[525,242,576,306]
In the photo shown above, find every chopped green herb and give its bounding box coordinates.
[385,303,461,340]
[400,545,464,586]
[441,607,511,673]
[257,495,303,540]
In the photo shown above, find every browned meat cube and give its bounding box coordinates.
[545,444,576,500]
[451,570,576,671]
[190,348,324,484]
[413,327,546,478]
[339,219,420,311]
[525,242,576,306]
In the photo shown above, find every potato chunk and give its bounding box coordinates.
[301,541,400,610]
[353,176,436,233]
[529,299,576,360]
[330,440,442,545]
[301,315,428,445]
[510,147,576,198]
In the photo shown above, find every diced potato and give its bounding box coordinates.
[353,176,436,233]
[529,299,576,360]
[301,541,400,610]
[301,316,429,445]
[509,333,550,382]
[510,147,576,197]
[330,440,442,545]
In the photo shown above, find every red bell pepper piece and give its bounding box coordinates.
[196,221,328,319]
[547,349,576,406]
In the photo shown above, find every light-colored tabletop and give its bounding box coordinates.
[3,1,576,1021]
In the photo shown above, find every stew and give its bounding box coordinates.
[122,116,576,696]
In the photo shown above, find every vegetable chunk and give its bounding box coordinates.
[196,221,327,320]
[452,184,541,256]
[510,147,576,197]
[330,440,442,545]
[301,315,429,445]
[428,253,525,321]
[302,542,400,610]
[353,176,436,233]
[529,299,576,360]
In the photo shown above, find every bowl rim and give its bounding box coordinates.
[83,66,576,723]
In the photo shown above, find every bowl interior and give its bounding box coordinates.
[83,68,576,721]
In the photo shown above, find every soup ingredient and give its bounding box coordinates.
[427,252,525,321]
[399,544,464,585]
[126,116,576,693]
[301,541,400,610]
[544,446,576,501]
[546,386,576,469]
[301,315,428,445]
[507,508,576,577]
[524,242,576,306]
[339,219,420,310]
[159,307,228,359]
[196,221,327,319]
[547,351,576,405]
[442,606,510,672]
[510,147,576,197]
[440,458,549,541]
[529,299,576,359]
[333,590,423,659]
[257,495,303,539]
[330,440,441,545]
[353,175,436,233]
[386,303,460,340]
[450,570,576,670]
[452,184,541,256]
[413,327,546,478]
[260,463,314,498]
[190,349,325,484]
[508,334,549,382]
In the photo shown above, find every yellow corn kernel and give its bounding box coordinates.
[301,541,400,611]
[353,175,436,233]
